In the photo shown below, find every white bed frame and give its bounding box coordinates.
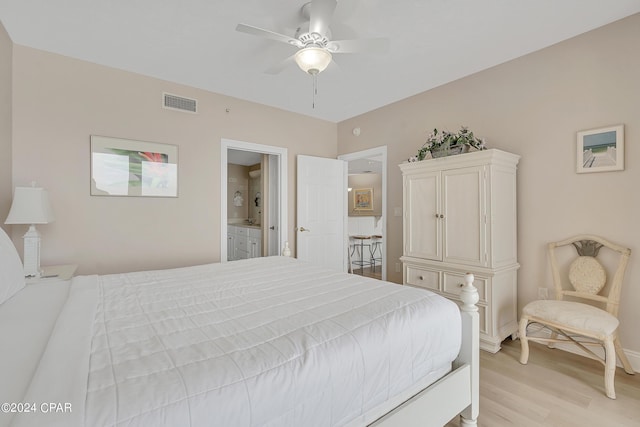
[3,256,479,427]
[371,273,480,427]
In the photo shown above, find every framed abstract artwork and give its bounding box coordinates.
[353,188,373,211]
[576,125,624,174]
[90,136,178,197]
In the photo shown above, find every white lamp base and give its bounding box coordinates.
[22,224,42,278]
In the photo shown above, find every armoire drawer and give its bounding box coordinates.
[405,266,439,291]
[442,272,487,303]
[451,300,488,335]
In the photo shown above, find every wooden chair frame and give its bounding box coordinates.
[519,234,635,399]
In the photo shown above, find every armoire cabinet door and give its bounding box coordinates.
[442,166,486,267]
[404,171,441,260]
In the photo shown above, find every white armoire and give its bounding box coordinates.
[400,149,520,353]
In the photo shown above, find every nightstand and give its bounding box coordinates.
[25,264,78,284]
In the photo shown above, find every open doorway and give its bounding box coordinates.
[220,139,288,262]
[338,146,387,281]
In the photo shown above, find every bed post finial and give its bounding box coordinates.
[458,272,479,426]
[459,273,479,312]
[282,241,291,257]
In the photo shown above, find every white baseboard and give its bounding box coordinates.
[551,341,640,373]
[622,349,639,373]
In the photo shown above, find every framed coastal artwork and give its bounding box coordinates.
[353,188,373,211]
[576,125,624,174]
[90,135,178,197]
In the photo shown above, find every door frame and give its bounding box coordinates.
[220,139,288,262]
[338,146,387,280]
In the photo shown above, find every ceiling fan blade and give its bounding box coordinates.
[236,23,302,47]
[326,37,390,54]
[309,0,337,36]
[264,54,297,75]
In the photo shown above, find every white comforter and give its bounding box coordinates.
[12,257,460,427]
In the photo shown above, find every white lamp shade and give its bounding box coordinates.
[295,47,332,74]
[5,187,55,225]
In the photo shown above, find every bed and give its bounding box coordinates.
[0,231,479,427]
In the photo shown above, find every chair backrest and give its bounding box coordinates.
[548,234,631,317]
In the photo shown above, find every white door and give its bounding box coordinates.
[297,155,346,271]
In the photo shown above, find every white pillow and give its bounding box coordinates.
[0,226,25,304]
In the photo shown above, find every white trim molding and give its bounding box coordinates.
[220,139,288,263]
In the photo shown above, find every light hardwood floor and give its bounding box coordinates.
[445,338,640,426]
[352,266,382,280]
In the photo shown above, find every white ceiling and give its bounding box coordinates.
[228,149,263,166]
[1,1,639,123]
[349,157,382,175]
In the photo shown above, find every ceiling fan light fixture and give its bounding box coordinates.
[295,46,332,75]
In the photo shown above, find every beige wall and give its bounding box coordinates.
[10,45,337,274]
[247,164,262,223]
[338,14,640,354]
[227,163,249,221]
[0,22,11,232]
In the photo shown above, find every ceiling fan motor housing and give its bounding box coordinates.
[298,32,330,48]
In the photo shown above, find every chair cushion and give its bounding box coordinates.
[522,300,618,336]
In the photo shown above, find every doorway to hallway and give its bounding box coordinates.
[339,146,387,281]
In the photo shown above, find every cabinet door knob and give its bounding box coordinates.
[439,214,445,219]
[418,275,424,280]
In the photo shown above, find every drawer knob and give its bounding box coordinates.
[419,275,424,280]
[459,283,464,287]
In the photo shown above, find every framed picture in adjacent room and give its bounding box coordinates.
[353,188,373,211]
[576,125,624,174]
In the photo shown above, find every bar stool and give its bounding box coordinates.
[370,235,383,272]
[350,235,372,275]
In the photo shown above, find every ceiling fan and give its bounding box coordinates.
[236,0,389,76]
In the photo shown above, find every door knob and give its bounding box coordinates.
[298,226,310,232]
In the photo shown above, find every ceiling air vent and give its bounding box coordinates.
[163,92,197,113]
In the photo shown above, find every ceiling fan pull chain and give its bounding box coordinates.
[312,73,318,109]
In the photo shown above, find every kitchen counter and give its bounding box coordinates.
[228,223,261,230]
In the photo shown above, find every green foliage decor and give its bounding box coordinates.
[416,126,487,161]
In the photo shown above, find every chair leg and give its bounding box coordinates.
[604,337,617,399]
[614,336,635,375]
[518,317,530,364]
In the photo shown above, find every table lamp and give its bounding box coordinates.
[4,185,55,277]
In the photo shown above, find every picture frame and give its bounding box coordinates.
[576,125,624,174]
[353,188,373,211]
[90,135,178,197]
